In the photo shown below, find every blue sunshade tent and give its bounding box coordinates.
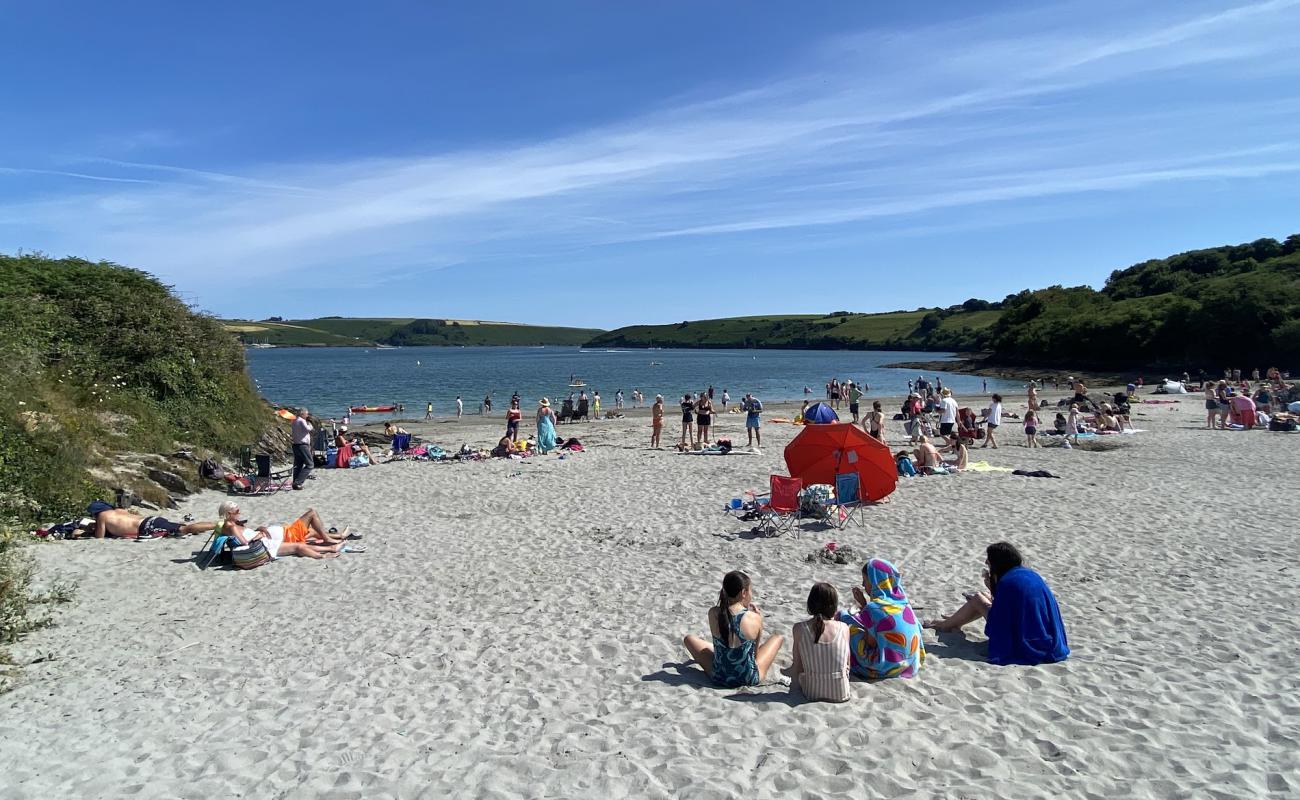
[802,402,839,424]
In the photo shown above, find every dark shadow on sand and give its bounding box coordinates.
[640,660,713,689]
[924,631,989,663]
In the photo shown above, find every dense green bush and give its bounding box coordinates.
[0,254,269,521]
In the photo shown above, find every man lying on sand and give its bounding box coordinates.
[92,507,216,540]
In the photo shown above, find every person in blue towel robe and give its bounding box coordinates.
[924,542,1069,666]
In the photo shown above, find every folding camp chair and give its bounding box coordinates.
[755,475,802,537]
[196,529,233,570]
[391,432,412,453]
[250,453,292,493]
[833,472,867,530]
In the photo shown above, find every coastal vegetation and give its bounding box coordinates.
[586,234,1300,369]
[224,317,604,347]
[0,254,271,523]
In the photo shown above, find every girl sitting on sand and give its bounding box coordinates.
[840,558,924,680]
[924,542,1069,666]
[683,571,784,688]
[788,582,850,702]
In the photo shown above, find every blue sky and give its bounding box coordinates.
[2,0,1298,328]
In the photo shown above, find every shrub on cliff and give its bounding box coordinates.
[0,254,268,521]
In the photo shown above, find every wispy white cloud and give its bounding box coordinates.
[1,0,1298,308]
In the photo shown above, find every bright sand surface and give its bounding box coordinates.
[3,393,1298,798]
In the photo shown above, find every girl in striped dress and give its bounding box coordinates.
[789,582,850,702]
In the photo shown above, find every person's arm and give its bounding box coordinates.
[788,624,804,678]
[94,514,107,539]
[229,523,250,546]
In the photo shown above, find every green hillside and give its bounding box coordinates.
[585,307,998,351]
[586,233,1299,370]
[986,235,1300,368]
[224,317,603,347]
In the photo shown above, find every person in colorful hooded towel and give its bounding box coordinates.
[838,558,925,679]
[925,542,1069,666]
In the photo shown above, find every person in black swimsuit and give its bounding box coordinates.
[696,391,714,445]
[680,394,695,446]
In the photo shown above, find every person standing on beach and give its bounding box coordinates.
[651,394,664,448]
[982,378,987,394]
[291,408,313,490]
[847,381,863,424]
[721,388,729,411]
[1023,409,1039,447]
[615,389,624,410]
[425,401,433,420]
[680,394,694,446]
[742,393,762,452]
[938,388,959,448]
[866,400,885,441]
[506,398,522,441]
[456,396,463,419]
[696,390,714,445]
[536,398,557,454]
[983,393,1002,449]
[1028,382,1038,411]
[593,390,602,419]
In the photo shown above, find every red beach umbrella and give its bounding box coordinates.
[783,422,897,502]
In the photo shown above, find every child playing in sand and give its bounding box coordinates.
[683,571,784,688]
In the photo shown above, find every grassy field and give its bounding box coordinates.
[222,318,604,347]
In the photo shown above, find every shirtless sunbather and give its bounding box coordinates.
[912,436,944,472]
[93,508,216,540]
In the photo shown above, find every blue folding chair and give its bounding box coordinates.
[392,432,412,453]
[834,472,867,529]
[196,530,233,570]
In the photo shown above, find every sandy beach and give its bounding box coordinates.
[3,391,1298,799]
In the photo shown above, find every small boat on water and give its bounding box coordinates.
[568,382,586,388]
[350,405,397,413]
[649,361,663,366]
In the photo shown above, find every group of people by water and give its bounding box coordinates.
[683,543,1069,701]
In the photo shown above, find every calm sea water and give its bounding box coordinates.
[245,346,1022,416]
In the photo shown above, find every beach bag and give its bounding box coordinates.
[232,540,271,570]
[1269,417,1296,432]
[897,457,917,477]
[199,458,223,481]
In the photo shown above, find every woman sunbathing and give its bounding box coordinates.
[683,571,784,687]
[215,502,361,559]
[924,542,1069,666]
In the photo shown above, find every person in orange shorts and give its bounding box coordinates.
[214,503,361,560]
[278,508,353,545]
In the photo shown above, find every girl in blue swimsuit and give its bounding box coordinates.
[683,571,785,687]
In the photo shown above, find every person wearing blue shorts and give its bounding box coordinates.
[742,393,763,453]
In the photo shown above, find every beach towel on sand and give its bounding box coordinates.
[965,461,1013,473]
[839,558,924,679]
[985,566,1069,666]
